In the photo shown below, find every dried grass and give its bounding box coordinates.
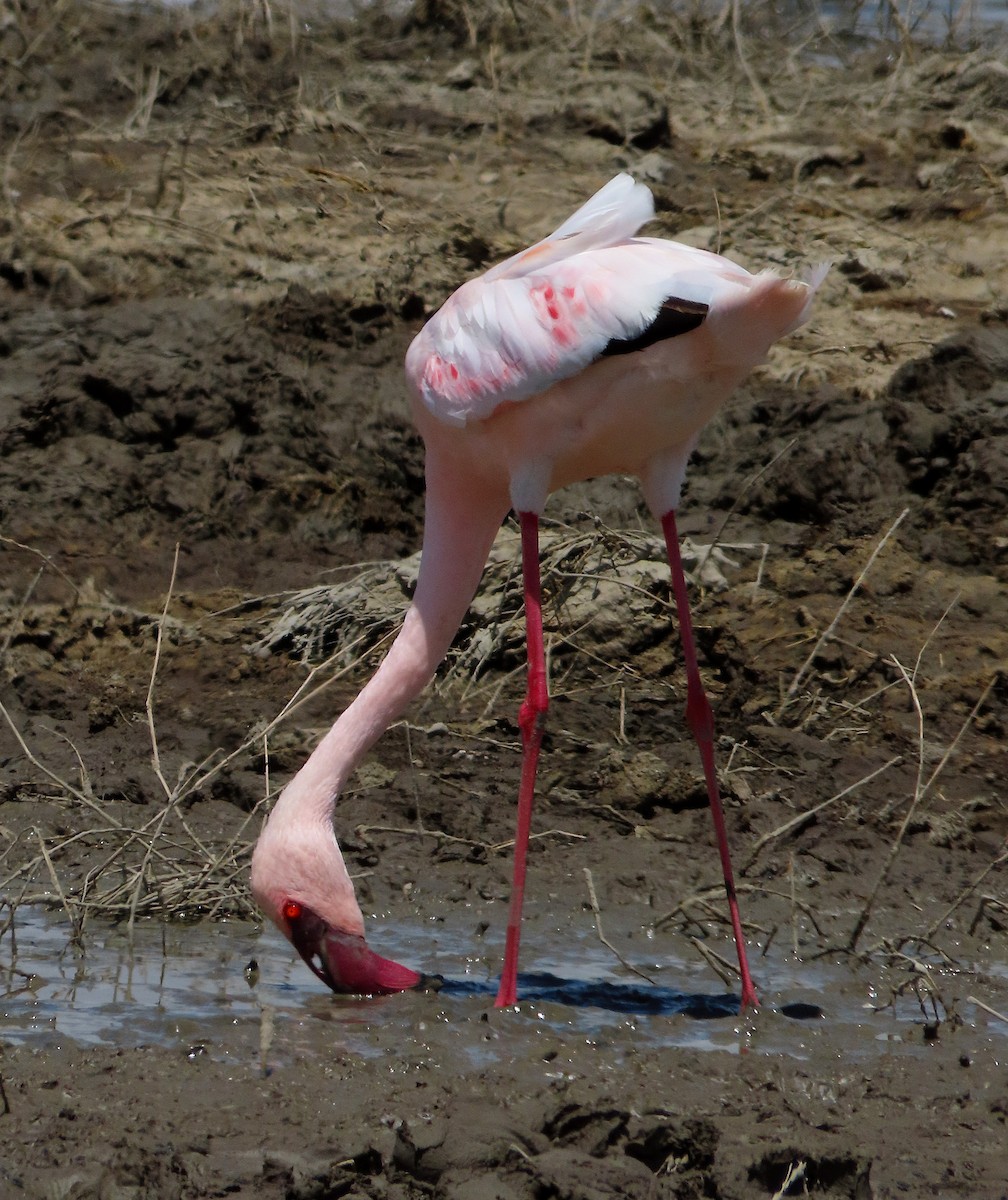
[0,520,767,935]
[253,520,766,695]
[709,502,1004,991]
[0,544,406,934]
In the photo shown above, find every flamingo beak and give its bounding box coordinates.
[284,902,425,996]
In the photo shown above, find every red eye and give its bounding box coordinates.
[282,899,303,922]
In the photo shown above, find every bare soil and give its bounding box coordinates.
[1,3,1006,1197]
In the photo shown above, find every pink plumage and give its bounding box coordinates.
[251,173,827,1009]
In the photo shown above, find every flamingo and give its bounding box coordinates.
[251,173,827,1010]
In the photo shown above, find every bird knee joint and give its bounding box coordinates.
[519,681,549,735]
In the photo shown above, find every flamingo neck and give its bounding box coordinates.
[284,605,441,823]
[277,459,509,830]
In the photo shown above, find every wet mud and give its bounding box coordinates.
[1,3,1007,1197]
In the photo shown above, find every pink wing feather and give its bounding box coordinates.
[405,175,773,429]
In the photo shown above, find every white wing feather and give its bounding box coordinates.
[482,173,654,283]
[405,176,764,429]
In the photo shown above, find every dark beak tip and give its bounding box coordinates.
[288,907,426,998]
[318,928,423,997]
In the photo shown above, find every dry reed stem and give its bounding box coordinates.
[0,574,396,923]
[847,655,925,952]
[778,507,909,719]
[926,846,1008,942]
[771,1161,808,1200]
[697,436,797,586]
[918,673,997,805]
[0,565,44,667]
[122,65,161,138]
[789,854,799,956]
[730,0,774,118]
[867,940,955,1027]
[758,884,826,938]
[968,995,1008,1025]
[0,699,124,827]
[847,668,996,953]
[653,882,763,937]
[688,936,736,987]
[35,828,82,944]
[582,867,655,985]
[815,595,956,795]
[741,754,901,872]
[0,534,81,600]
[128,544,196,937]
[146,543,181,802]
[356,822,586,855]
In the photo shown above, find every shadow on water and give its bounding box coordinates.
[437,972,743,1019]
[2,908,1002,1061]
[437,973,827,1021]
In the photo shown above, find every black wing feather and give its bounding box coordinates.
[600,296,708,358]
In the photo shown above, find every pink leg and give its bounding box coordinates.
[661,510,759,1011]
[495,511,549,1007]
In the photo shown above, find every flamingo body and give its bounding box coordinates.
[251,173,827,1004]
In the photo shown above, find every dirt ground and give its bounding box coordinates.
[1,2,1007,1197]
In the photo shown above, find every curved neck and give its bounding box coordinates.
[282,454,509,823]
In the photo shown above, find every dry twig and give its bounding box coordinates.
[848,669,995,952]
[582,867,655,984]
[778,508,908,719]
[741,755,901,872]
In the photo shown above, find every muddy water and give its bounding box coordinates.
[5,908,1004,1070]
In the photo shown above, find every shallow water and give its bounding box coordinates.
[3,908,1004,1066]
[119,0,1008,33]
[815,0,1005,38]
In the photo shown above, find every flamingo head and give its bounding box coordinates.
[250,804,422,997]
